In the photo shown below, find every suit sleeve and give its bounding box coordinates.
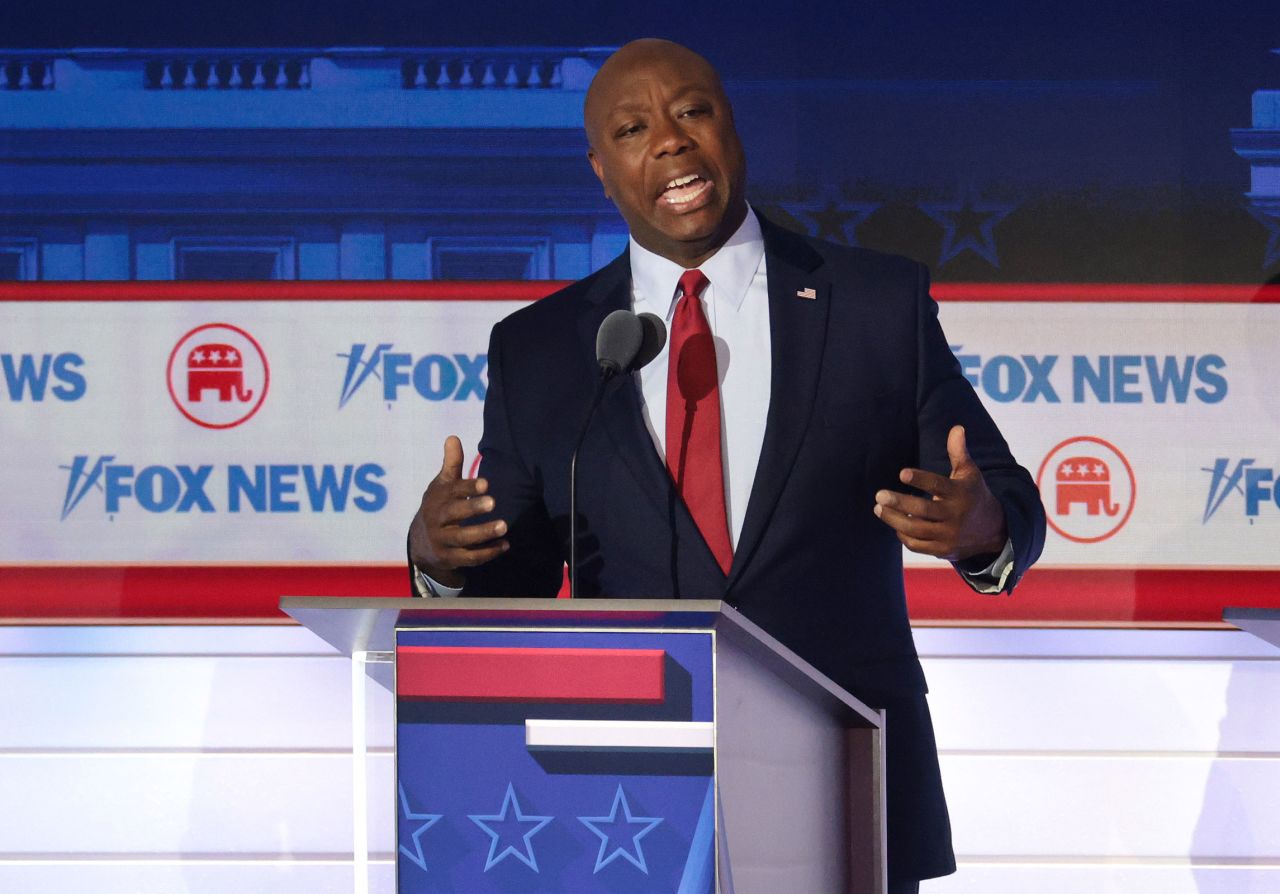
[913,264,1046,593]
[453,319,565,598]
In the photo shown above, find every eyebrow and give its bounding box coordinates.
[606,86,715,117]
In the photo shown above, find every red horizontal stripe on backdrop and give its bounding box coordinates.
[0,565,410,622]
[1,282,1279,303]
[904,567,1280,625]
[0,281,563,301]
[396,646,666,703]
[931,283,1280,303]
[2,565,1279,625]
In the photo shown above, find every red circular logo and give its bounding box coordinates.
[1036,436,1136,544]
[166,323,269,429]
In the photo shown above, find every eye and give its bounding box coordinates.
[615,121,644,139]
[679,104,710,119]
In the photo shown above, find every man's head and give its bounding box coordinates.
[585,39,748,268]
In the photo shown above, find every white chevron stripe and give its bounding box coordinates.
[525,720,713,752]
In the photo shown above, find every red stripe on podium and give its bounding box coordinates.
[396,646,666,703]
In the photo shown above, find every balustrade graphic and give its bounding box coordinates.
[400,56,565,89]
[144,58,311,90]
[1,58,55,90]
[0,48,606,95]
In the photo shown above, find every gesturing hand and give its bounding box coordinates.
[408,435,509,588]
[873,425,1007,562]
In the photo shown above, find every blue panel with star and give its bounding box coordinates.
[395,629,716,893]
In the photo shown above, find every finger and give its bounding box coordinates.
[445,540,511,567]
[874,502,947,541]
[947,425,974,476]
[874,489,948,522]
[438,435,464,482]
[443,476,489,501]
[439,494,496,525]
[416,478,485,522]
[895,530,949,558]
[438,518,508,548]
[898,467,954,497]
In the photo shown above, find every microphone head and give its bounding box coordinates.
[632,312,667,372]
[596,309,644,377]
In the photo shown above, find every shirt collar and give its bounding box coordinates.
[629,208,765,320]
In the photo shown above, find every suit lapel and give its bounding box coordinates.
[576,250,728,582]
[727,217,830,591]
[577,254,689,519]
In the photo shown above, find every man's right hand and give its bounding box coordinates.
[408,435,509,589]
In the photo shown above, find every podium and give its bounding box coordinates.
[1224,607,1280,649]
[283,597,886,893]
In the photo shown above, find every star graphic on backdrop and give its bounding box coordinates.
[784,188,878,246]
[1246,204,1280,270]
[578,784,664,875]
[468,783,553,872]
[918,187,1015,268]
[397,783,443,873]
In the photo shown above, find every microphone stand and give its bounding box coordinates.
[568,367,615,598]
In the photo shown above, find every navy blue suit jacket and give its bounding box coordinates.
[456,213,1045,702]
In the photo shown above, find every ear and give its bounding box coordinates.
[586,149,611,199]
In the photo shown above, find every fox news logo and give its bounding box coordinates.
[1203,459,1280,522]
[58,456,387,520]
[951,348,1227,405]
[338,344,487,408]
[2,353,86,402]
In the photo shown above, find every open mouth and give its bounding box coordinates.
[660,173,713,206]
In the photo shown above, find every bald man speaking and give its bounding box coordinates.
[409,39,1046,892]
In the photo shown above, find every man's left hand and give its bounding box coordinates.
[873,425,1008,562]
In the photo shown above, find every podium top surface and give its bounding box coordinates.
[1224,607,1280,649]
[282,596,724,653]
[281,596,881,728]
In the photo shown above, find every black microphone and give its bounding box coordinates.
[634,311,667,373]
[570,310,667,596]
[595,309,644,379]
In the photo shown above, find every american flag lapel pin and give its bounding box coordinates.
[796,287,817,300]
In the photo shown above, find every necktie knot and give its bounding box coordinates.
[677,268,710,303]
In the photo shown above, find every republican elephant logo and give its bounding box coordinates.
[167,323,269,430]
[186,343,254,403]
[1036,436,1136,544]
[1055,456,1120,517]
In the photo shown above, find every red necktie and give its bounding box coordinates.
[666,269,733,575]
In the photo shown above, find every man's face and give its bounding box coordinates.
[586,48,748,266]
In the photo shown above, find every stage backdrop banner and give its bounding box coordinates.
[3,282,1279,623]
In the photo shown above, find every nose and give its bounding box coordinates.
[651,112,694,158]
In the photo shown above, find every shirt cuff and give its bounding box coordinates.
[954,538,1015,595]
[413,565,463,598]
